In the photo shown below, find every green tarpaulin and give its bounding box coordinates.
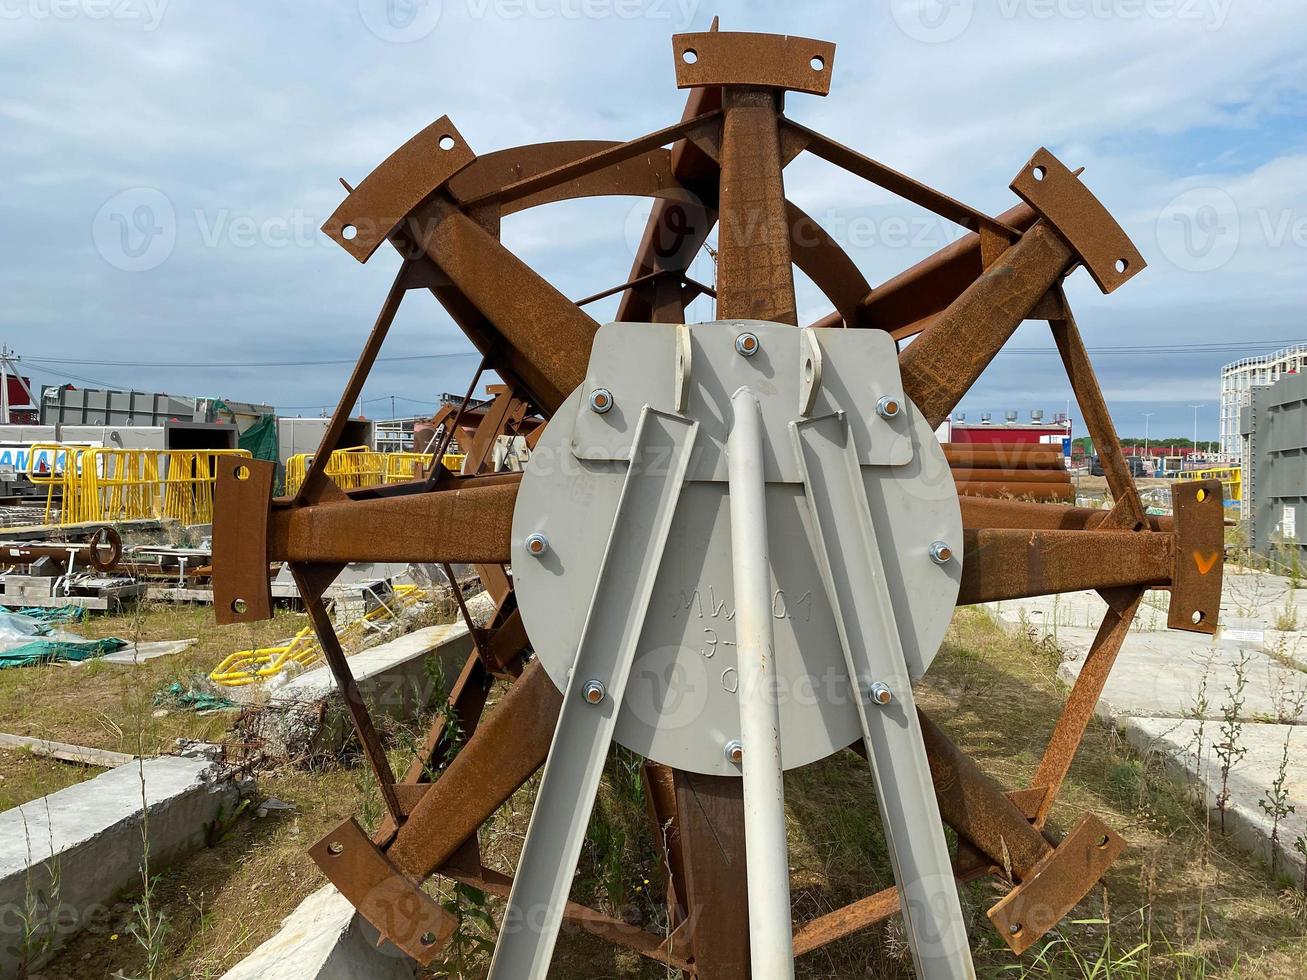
[0,637,127,670]
[237,412,279,463]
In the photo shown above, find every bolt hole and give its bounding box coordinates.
[804,359,814,384]
[1115,257,1129,274]
[438,135,456,151]
[231,598,248,614]
[1191,610,1205,625]
[1010,923,1023,936]
[1032,165,1046,181]
[420,931,437,947]
[810,55,825,71]
[1196,488,1207,502]
[682,48,698,64]
[327,841,343,856]
[341,224,358,241]
[1096,834,1111,849]
[234,464,250,481]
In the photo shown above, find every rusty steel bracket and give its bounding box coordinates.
[309,818,456,965]
[1010,147,1145,294]
[212,456,275,625]
[673,31,836,95]
[986,813,1127,954]
[1168,479,1225,634]
[322,115,476,263]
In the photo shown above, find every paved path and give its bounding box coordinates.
[988,564,1307,886]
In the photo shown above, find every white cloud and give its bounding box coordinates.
[0,0,1303,432]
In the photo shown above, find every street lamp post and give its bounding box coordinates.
[1143,412,1153,474]
[1187,404,1205,462]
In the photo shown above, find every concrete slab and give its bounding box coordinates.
[1121,718,1306,885]
[220,884,416,980]
[71,638,196,665]
[986,566,1307,892]
[1057,632,1307,724]
[255,611,486,759]
[0,756,239,975]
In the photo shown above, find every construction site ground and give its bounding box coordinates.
[0,593,1302,979]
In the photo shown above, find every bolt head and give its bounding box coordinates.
[588,388,614,414]
[724,739,743,764]
[734,332,760,357]
[869,682,893,706]
[929,541,953,564]
[524,532,550,557]
[581,680,606,704]
[876,395,902,420]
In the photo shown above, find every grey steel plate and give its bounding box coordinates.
[514,321,961,776]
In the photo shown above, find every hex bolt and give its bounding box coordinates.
[869,682,893,706]
[524,532,550,557]
[724,739,744,764]
[588,388,614,414]
[734,332,760,357]
[581,679,606,705]
[929,540,953,565]
[875,395,901,419]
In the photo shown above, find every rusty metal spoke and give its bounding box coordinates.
[957,527,1171,605]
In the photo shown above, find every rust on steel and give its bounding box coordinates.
[1169,479,1226,633]
[307,818,456,962]
[203,25,1231,977]
[322,116,476,263]
[1010,148,1145,294]
[986,813,1127,954]
[958,527,1172,605]
[672,31,836,96]
[212,455,274,625]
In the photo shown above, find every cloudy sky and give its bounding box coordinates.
[2,0,1304,440]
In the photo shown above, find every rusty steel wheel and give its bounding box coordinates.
[211,25,1226,980]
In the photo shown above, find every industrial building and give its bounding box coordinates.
[1220,343,1307,458]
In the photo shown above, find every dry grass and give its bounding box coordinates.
[13,602,1307,979]
[0,749,103,811]
[0,602,305,756]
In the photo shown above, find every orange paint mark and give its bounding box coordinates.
[1193,551,1220,576]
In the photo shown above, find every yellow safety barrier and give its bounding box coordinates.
[26,445,251,526]
[210,583,430,686]
[285,449,469,495]
[1175,464,1242,504]
[381,452,467,483]
[283,446,386,496]
[383,452,433,483]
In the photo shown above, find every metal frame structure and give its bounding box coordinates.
[210,27,1226,978]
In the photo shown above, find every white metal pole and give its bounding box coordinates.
[727,386,795,980]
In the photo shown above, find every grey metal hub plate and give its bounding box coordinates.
[512,320,962,777]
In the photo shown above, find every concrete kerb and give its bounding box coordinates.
[0,756,240,975]
[1121,718,1307,885]
[253,593,493,760]
[985,566,1307,891]
[220,883,416,980]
